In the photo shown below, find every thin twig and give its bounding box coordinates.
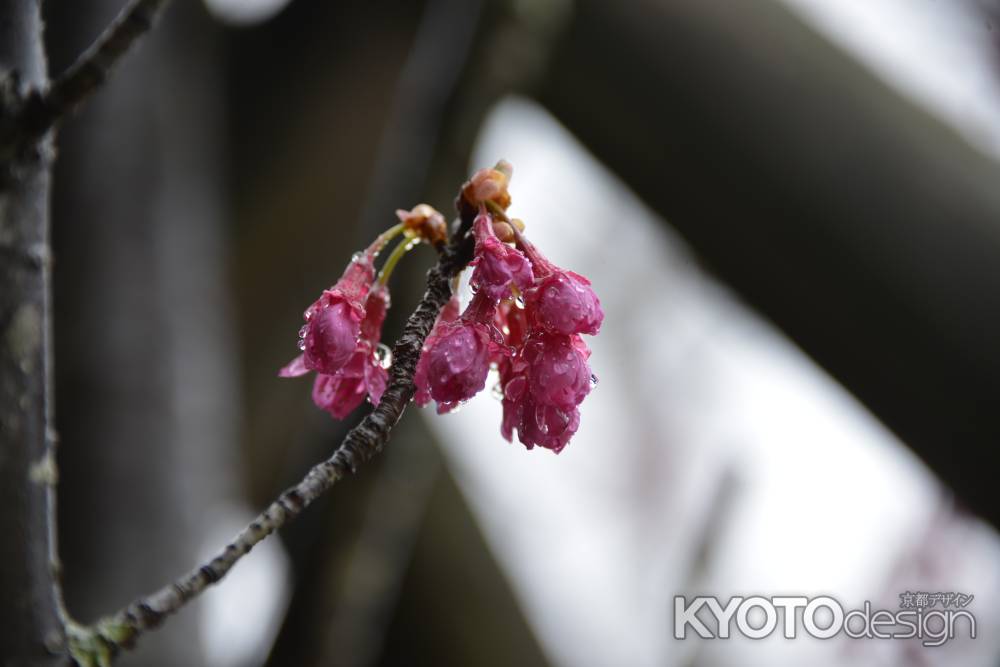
[19,0,171,142]
[67,220,474,664]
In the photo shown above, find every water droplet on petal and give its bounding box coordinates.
[297,339,306,351]
[590,373,599,387]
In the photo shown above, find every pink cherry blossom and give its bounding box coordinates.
[311,343,388,420]
[422,320,493,406]
[303,299,363,374]
[294,241,384,375]
[414,295,461,409]
[515,229,603,336]
[469,209,533,301]
[521,332,592,411]
[281,283,390,420]
[283,163,603,451]
[414,289,517,413]
[501,394,580,454]
[497,330,590,453]
[525,270,603,336]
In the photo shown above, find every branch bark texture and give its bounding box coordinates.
[2,0,170,151]
[0,1,67,664]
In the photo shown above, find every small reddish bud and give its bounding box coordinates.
[460,160,513,215]
[395,203,447,245]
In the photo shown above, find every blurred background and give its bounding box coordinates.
[40,0,1000,665]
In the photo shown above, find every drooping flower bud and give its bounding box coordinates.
[414,295,461,409]
[458,160,513,220]
[309,284,391,418]
[311,346,387,420]
[291,236,388,376]
[526,270,603,336]
[521,332,592,411]
[501,394,580,454]
[303,299,364,375]
[469,209,533,301]
[422,320,493,406]
[396,204,447,245]
[516,229,603,336]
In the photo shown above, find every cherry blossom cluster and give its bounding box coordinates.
[279,162,602,453]
[277,205,446,418]
[414,163,602,452]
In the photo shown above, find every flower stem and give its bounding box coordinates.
[378,237,420,286]
[372,222,406,255]
[484,199,509,221]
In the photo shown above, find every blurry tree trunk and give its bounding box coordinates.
[0,1,66,664]
[47,3,234,666]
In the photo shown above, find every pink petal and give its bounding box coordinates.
[278,354,310,378]
[526,270,603,336]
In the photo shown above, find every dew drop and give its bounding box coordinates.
[590,373,599,387]
[375,343,393,368]
[351,251,363,262]
[297,339,306,351]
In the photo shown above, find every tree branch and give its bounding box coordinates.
[66,220,475,664]
[12,0,171,146]
[0,0,69,664]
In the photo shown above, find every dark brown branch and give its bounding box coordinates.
[66,221,475,663]
[13,0,170,146]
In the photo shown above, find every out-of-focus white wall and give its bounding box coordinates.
[421,96,1000,667]
[780,0,1000,160]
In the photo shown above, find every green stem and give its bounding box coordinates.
[484,199,509,221]
[373,222,406,255]
[378,238,419,286]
